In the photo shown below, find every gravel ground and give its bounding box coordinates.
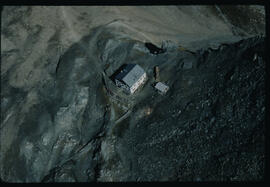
[0,6,265,182]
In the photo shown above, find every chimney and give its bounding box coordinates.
[154,66,160,82]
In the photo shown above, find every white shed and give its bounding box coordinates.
[154,82,169,95]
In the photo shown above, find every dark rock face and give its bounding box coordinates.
[117,37,265,181]
[1,6,265,182]
[217,5,265,36]
[145,42,166,55]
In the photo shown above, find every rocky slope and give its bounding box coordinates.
[0,6,265,182]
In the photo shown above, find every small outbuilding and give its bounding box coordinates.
[154,82,169,95]
[114,64,147,94]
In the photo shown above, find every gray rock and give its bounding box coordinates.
[0,6,265,182]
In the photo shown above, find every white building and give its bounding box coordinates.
[154,82,169,95]
[114,64,147,94]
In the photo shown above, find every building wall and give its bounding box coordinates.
[130,73,147,94]
[115,72,147,94]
